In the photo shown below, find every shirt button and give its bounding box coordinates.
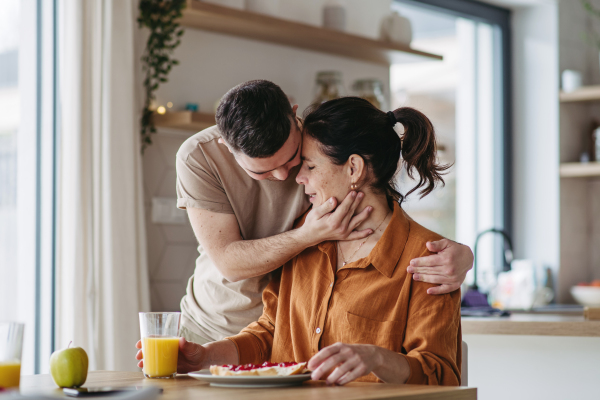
[316,327,321,334]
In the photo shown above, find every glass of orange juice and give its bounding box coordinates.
[0,322,24,390]
[139,312,181,379]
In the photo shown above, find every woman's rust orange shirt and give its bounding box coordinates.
[227,202,462,385]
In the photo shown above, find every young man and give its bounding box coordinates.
[175,80,473,345]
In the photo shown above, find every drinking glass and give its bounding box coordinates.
[0,322,24,389]
[139,312,181,379]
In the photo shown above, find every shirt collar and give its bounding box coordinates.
[364,202,409,278]
[317,202,410,278]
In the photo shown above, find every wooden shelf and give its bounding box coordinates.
[180,0,442,65]
[559,162,600,178]
[560,85,600,102]
[152,111,215,131]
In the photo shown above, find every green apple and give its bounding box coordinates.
[49,343,88,388]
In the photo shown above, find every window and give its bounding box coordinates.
[0,0,56,374]
[0,1,20,323]
[393,0,511,292]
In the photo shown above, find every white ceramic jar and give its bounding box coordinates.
[379,11,412,45]
[245,0,278,16]
[322,0,346,31]
[561,69,582,93]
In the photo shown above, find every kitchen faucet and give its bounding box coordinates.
[462,228,514,308]
[473,228,514,290]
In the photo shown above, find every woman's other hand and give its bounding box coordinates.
[135,337,206,374]
[407,239,473,295]
[308,342,411,385]
[308,343,382,385]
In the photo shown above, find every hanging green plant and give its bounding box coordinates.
[138,0,186,152]
[582,0,600,47]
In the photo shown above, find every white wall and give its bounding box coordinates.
[141,0,394,311]
[509,2,560,288]
[155,0,391,115]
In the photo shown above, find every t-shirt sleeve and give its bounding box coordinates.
[175,146,234,214]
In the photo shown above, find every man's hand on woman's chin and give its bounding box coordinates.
[136,337,206,374]
[299,191,374,245]
[406,239,474,295]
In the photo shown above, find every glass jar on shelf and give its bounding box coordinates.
[351,79,387,110]
[312,71,345,105]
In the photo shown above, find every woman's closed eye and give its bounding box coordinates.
[302,160,315,170]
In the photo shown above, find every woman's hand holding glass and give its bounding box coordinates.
[136,338,206,374]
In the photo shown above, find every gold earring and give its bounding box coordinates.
[350,183,357,190]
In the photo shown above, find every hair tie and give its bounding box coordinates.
[387,111,396,127]
[386,111,402,153]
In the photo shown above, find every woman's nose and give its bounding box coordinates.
[296,169,306,185]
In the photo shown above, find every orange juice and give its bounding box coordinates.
[0,361,21,388]
[142,336,179,378]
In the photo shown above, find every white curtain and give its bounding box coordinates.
[56,0,151,371]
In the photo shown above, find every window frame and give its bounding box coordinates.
[14,0,58,374]
[397,0,513,254]
[37,0,58,374]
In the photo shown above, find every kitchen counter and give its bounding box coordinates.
[462,313,600,337]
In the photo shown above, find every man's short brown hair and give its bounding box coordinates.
[216,80,294,158]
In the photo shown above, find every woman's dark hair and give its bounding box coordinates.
[302,97,449,206]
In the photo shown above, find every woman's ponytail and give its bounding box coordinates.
[392,107,449,198]
[302,97,448,208]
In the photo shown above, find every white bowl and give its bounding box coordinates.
[570,286,600,307]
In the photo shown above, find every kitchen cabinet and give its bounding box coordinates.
[463,314,600,400]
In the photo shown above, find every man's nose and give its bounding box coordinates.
[272,167,289,181]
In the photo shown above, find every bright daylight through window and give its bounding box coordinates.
[0,2,22,323]
[392,1,506,293]
[0,0,56,375]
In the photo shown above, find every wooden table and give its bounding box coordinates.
[20,371,476,400]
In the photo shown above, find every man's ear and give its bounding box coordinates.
[218,138,234,154]
[348,154,365,182]
[292,104,299,116]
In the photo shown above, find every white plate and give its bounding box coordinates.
[570,286,600,306]
[188,369,312,388]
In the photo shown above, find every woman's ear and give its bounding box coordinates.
[347,154,365,183]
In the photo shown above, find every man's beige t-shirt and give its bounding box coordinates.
[176,126,310,341]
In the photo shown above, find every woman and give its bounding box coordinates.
[136,97,461,385]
